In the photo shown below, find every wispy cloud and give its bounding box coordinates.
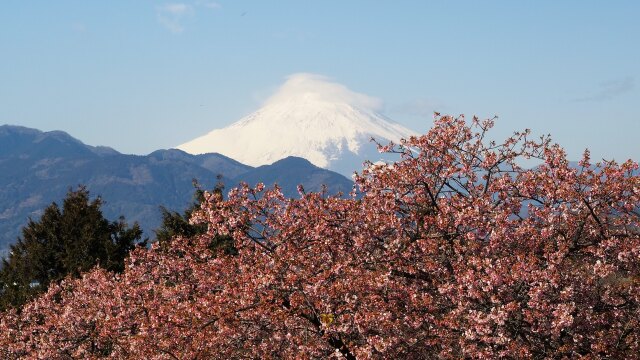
[157,3,194,33]
[573,76,635,102]
[156,1,221,33]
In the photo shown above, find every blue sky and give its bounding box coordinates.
[1,1,638,162]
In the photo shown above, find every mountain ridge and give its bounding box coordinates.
[0,125,353,255]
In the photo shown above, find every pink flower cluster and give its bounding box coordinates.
[1,115,638,359]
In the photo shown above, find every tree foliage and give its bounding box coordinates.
[154,180,212,244]
[0,186,144,311]
[154,179,236,255]
[1,116,639,358]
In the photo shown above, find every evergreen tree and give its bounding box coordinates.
[155,177,236,255]
[155,180,209,244]
[0,186,144,310]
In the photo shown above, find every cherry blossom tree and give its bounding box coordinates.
[1,115,638,359]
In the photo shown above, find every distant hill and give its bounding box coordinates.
[234,156,354,196]
[0,125,353,255]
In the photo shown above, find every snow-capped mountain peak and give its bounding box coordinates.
[177,73,418,176]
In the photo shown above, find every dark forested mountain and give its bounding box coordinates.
[234,156,354,196]
[0,125,353,255]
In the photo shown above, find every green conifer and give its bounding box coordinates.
[0,186,144,310]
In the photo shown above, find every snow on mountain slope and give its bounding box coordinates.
[177,73,418,176]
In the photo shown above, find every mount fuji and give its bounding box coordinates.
[177,74,418,177]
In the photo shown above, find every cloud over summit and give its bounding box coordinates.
[264,73,383,111]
